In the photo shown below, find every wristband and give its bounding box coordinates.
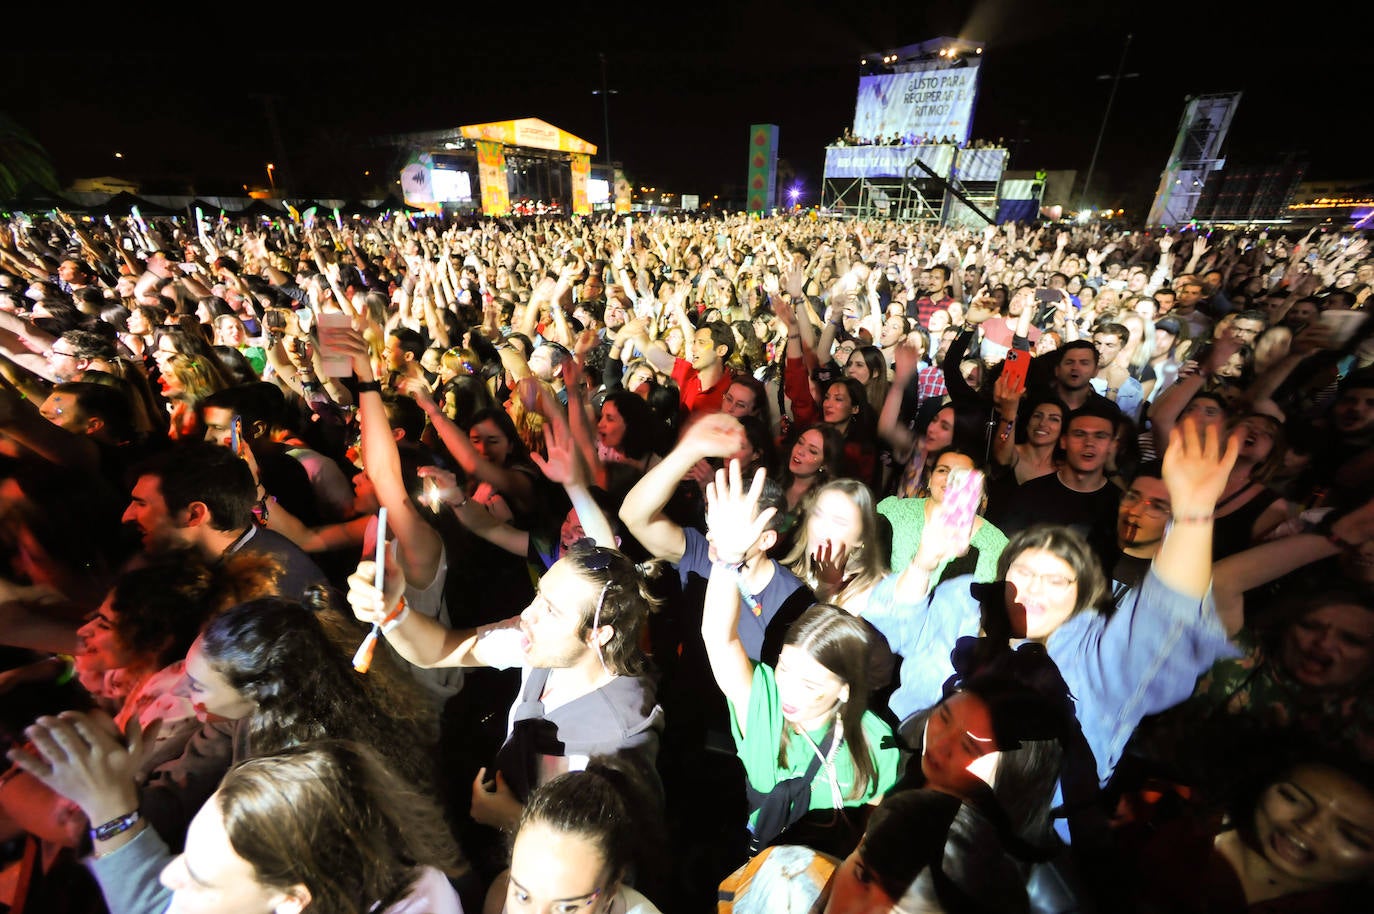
[1170,512,1214,525]
[355,379,382,393]
[90,810,141,843]
[381,597,410,633]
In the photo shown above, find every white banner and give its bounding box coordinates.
[823,145,955,179]
[853,62,981,144]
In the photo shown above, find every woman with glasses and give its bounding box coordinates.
[864,421,1242,788]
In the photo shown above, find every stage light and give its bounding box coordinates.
[114,152,123,158]
[861,58,867,65]
[977,47,983,54]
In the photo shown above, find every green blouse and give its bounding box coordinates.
[729,664,901,827]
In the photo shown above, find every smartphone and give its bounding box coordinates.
[230,415,242,455]
[316,311,353,377]
[1034,288,1059,303]
[1002,348,1031,389]
[938,468,984,537]
[424,477,442,511]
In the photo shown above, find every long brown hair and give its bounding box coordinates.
[784,478,889,608]
[779,604,877,801]
[218,741,465,914]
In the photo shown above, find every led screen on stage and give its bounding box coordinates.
[853,61,981,145]
[430,168,472,202]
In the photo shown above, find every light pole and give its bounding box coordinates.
[1080,33,1138,210]
[592,52,618,167]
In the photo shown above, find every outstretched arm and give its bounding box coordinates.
[531,417,617,548]
[1211,501,1374,635]
[701,462,776,736]
[1154,419,1240,601]
[323,327,443,589]
[620,413,747,563]
[347,555,486,669]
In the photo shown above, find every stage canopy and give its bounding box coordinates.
[459,118,596,156]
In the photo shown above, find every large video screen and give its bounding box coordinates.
[853,60,981,144]
[430,168,473,203]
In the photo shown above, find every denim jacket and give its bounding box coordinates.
[866,567,1239,785]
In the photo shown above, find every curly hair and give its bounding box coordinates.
[110,549,280,670]
[200,599,438,789]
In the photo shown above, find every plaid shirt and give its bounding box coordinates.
[917,364,947,402]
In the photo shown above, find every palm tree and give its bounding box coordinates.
[0,114,59,201]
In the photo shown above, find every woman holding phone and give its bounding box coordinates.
[877,447,1007,584]
[864,421,1242,787]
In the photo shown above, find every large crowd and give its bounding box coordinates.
[0,209,1371,914]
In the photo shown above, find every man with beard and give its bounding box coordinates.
[1110,464,1172,598]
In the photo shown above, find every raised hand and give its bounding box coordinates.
[1163,419,1240,515]
[964,292,999,325]
[415,466,462,509]
[1203,328,1244,374]
[530,421,581,487]
[772,295,798,330]
[812,539,851,594]
[394,376,435,411]
[346,549,406,628]
[893,334,923,380]
[681,413,748,460]
[704,462,777,564]
[781,259,806,298]
[992,372,1026,418]
[574,327,599,361]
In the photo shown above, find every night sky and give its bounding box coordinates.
[2,2,1357,215]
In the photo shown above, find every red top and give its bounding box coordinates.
[672,357,733,417]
